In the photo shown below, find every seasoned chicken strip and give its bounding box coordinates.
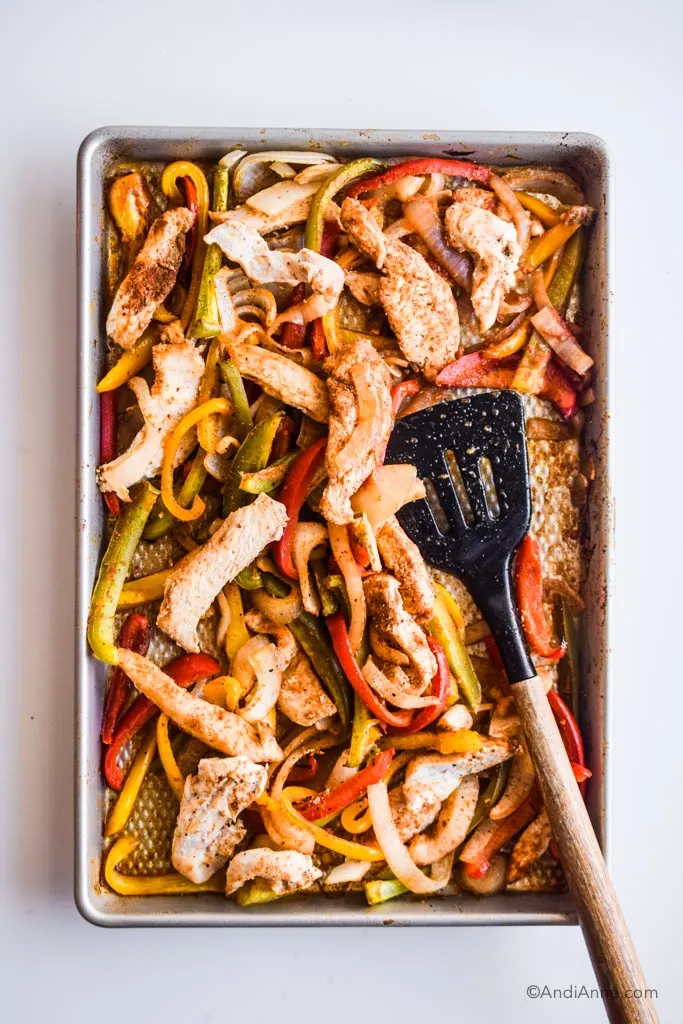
[388,785,441,843]
[345,270,382,306]
[225,848,322,896]
[227,342,329,424]
[158,495,287,652]
[319,339,393,524]
[409,775,479,866]
[339,198,387,268]
[403,737,516,807]
[364,573,436,693]
[445,202,522,332]
[117,649,282,762]
[106,207,194,349]
[508,809,552,883]
[205,220,344,328]
[97,339,204,501]
[277,649,337,726]
[172,757,267,883]
[376,516,435,621]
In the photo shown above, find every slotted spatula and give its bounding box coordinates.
[386,391,656,1024]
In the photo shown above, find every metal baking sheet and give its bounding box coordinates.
[76,127,612,927]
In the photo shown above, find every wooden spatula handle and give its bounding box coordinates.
[512,675,657,1024]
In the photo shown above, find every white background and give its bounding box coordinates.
[1,1,681,1021]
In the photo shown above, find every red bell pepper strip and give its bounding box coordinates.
[348,534,371,570]
[307,221,340,361]
[272,437,327,579]
[390,637,451,734]
[288,753,320,783]
[100,390,121,516]
[463,787,541,878]
[346,158,491,200]
[271,414,296,462]
[390,378,420,417]
[308,319,326,362]
[547,688,589,796]
[179,176,198,283]
[326,612,413,728]
[278,284,307,349]
[103,652,220,791]
[515,535,565,661]
[100,613,151,744]
[436,351,517,390]
[296,748,394,821]
[541,357,579,419]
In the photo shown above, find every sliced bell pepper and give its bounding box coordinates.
[104,724,158,836]
[99,389,120,515]
[160,161,210,331]
[515,535,565,661]
[278,284,307,349]
[145,447,207,541]
[108,171,154,266]
[427,589,481,711]
[289,753,320,783]
[348,692,381,768]
[87,481,158,665]
[103,652,220,791]
[105,835,223,895]
[222,411,284,516]
[261,789,385,862]
[515,192,562,228]
[462,787,541,878]
[435,351,517,390]
[239,451,298,495]
[326,612,413,729]
[389,637,450,734]
[465,760,510,837]
[523,222,580,271]
[96,330,155,393]
[196,337,225,453]
[156,713,185,801]
[101,613,151,744]
[305,157,385,252]
[178,176,199,282]
[190,161,230,339]
[219,360,252,440]
[541,357,579,419]
[383,729,481,754]
[547,689,589,795]
[287,609,352,728]
[296,748,394,822]
[223,582,250,661]
[390,378,420,417]
[161,397,232,522]
[271,437,327,578]
[308,319,327,362]
[345,157,491,199]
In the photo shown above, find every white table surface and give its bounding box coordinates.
[2,0,681,1020]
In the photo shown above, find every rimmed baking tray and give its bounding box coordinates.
[76,127,612,926]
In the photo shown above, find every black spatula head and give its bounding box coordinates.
[385,390,535,682]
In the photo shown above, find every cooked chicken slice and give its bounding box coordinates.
[345,270,382,306]
[117,649,283,762]
[204,220,344,328]
[364,573,436,693]
[445,202,522,332]
[489,741,535,820]
[224,848,322,896]
[172,757,267,883]
[319,339,393,524]
[209,187,317,236]
[403,737,516,807]
[226,342,329,424]
[106,207,194,350]
[409,774,479,866]
[339,197,387,268]
[388,784,441,843]
[508,809,552,883]
[277,649,337,726]
[452,187,497,211]
[376,516,435,621]
[158,495,288,653]
[340,199,459,381]
[96,339,204,501]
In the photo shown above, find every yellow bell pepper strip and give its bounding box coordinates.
[259,789,385,862]
[483,319,531,361]
[236,878,283,906]
[224,582,250,661]
[380,730,482,755]
[222,411,284,517]
[117,566,172,608]
[108,171,154,267]
[434,582,465,635]
[523,221,580,271]
[515,191,561,228]
[145,448,207,542]
[364,877,408,905]
[160,161,210,331]
[156,714,185,801]
[96,330,155,393]
[304,158,384,252]
[427,590,481,712]
[239,452,298,494]
[104,835,224,896]
[190,161,230,339]
[104,723,157,836]
[161,397,232,522]
[341,799,373,834]
[87,482,158,664]
[152,304,177,324]
[296,748,394,822]
[348,692,380,768]
[196,337,224,453]
[219,361,252,440]
[234,562,264,590]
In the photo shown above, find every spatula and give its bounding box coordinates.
[386,391,656,1024]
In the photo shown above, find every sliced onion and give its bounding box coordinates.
[336,364,380,474]
[292,522,328,615]
[459,816,499,865]
[245,180,320,217]
[233,151,336,202]
[326,749,359,789]
[429,850,455,887]
[233,287,278,328]
[403,196,472,289]
[214,267,239,335]
[437,704,474,731]
[530,305,594,376]
[362,658,438,709]
[498,293,532,319]
[264,732,340,854]
[458,852,508,895]
[238,643,282,724]
[351,464,426,529]
[367,782,444,894]
[501,166,584,205]
[531,267,552,312]
[394,175,425,201]
[325,860,372,885]
[486,309,528,345]
[294,162,341,185]
[489,173,531,250]
[384,219,412,240]
[251,583,303,626]
[328,522,366,655]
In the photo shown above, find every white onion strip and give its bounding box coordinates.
[328,522,366,655]
[489,173,531,251]
[367,782,444,894]
[292,522,328,615]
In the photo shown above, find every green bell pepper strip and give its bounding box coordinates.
[222,411,284,516]
[239,451,298,494]
[427,591,481,712]
[87,482,158,664]
[311,559,338,616]
[144,447,207,541]
[324,574,352,621]
[236,879,283,906]
[234,562,264,591]
[465,760,510,838]
[304,158,385,253]
[190,164,229,339]
[364,877,408,906]
[219,361,252,440]
[559,598,581,719]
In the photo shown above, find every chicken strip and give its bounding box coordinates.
[364,573,436,693]
[204,220,344,329]
[97,339,204,501]
[172,757,267,883]
[409,775,479,866]
[117,649,282,762]
[227,342,329,424]
[158,494,288,653]
[508,809,552,883]
[376,516,435,621]
[388,785,441,843]
[444,202,522,332]
[403,737,516,808]
[277,649,337,726]
[106,207,194,350]
[345,270,382,306]
[224,849,322,896]
[340,198,459,381]
[319,339,393,524]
